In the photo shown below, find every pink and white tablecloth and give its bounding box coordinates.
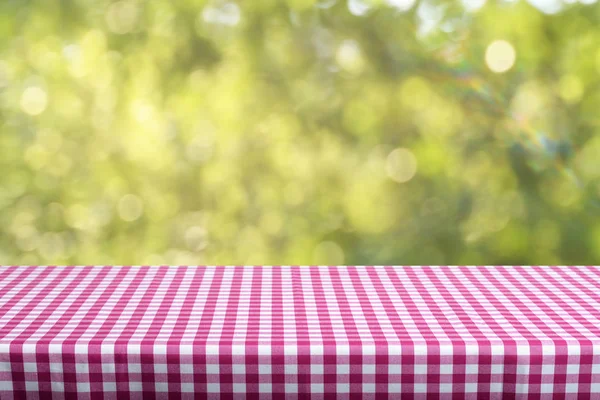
[1,266,600,399]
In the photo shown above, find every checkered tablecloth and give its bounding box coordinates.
[1,266,600,399]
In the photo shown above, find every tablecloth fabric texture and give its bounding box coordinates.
[1,266,599,399]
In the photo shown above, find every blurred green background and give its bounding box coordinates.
[1,0,600,265]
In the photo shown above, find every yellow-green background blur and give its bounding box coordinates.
[1,0,600,265]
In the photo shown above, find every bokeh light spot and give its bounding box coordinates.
[260,212,284,235]
[348,0,372,16]
[16,226,39,252]
[336,40,365,74]
[186,135,214,163]
[526,0,562,14]
[38,232,65,261]
[65,204,88,230]
[399,77,431,110]
[24,144,50,170]
[485,40,516,73]
[386,148,418,183]
[461,0,486,12]
[184,226,209,251]
[106,1,140,34]
[558,74,584,104]
[202,2,241,26]
[118,194,144,222]
[386,0,416,12]
[20,86,48,115]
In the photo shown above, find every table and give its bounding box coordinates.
[1,266,599,399]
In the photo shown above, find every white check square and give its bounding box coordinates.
[155,382,169,392]
[540,383,554,393]
[284,364,297,374]
[259,383,272,392]
[388,364,401,374]
[233,364,245,374]
[101,363,115,373]
[285,383,298,393]
[465,364,479,374]
[414,383,427,393]
[206,364,220,374]
[259,365,271,374]
[23,363,37,373]
[207,383,220,392]
[491,364,503,374]
[310,345,324,355]
[181,364,194,374]
[389,383,401,393]
[76,363,89,374]
[233,383,246,393]
[337,383,350,393]
[363,364,375,374]
[311,383,324,392]
[565,383,578,393]
[440,383,452,393]
[337,345,350,355]
[363,345,375,355]
[490,382,503,392]
[128,363,141,373]
[414,364,427,374]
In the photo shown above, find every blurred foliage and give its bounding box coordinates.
[1,0,600,265]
